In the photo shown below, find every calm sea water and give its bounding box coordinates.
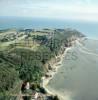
[0,16,98,38]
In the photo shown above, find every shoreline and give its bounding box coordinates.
[42,47,72,98]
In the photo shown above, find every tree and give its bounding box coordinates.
[0,63,18,93]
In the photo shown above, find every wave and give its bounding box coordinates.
[76,40,98,56]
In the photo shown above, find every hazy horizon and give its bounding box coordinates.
[0,0,98,22]
[0,0,98,38]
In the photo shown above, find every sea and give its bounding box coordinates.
[0,16,98,39]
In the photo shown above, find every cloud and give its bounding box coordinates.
[0,0,98,22]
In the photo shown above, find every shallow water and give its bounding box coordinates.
[46,39,98,100]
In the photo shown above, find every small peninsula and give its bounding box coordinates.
[0,28,85,100]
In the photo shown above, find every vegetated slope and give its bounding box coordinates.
[0,28,85,97]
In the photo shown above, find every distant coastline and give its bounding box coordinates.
[0,16,98,38]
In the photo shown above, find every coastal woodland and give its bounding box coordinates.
[0,28,84,100]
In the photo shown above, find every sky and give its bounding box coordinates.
[0,0,98,22]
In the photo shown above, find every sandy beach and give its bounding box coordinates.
[42,47,72,98]
[42,38,98,100]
